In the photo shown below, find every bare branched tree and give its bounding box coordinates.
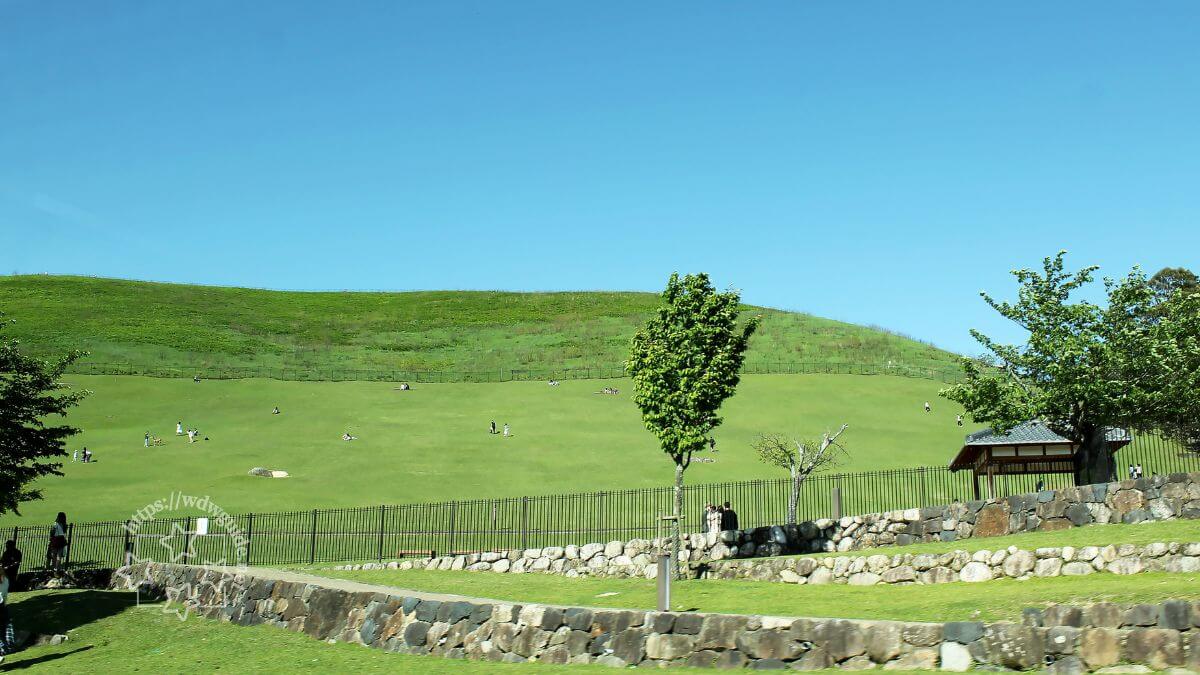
[752,424,848,524]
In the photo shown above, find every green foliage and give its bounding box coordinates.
[1150,266,1199,305]
[0,314,88,515]
[940,252,1200,484]
[628,273,759,467]
[0,275,959,374]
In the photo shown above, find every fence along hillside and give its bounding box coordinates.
[63,358,967,384]
[8,433,1192,573]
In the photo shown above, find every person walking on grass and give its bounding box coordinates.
[177,421,184,435]
[490,420,497,435]
[144,431,150,447]
[502,423,510,438]
[924,401,931,413]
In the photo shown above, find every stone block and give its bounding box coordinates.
[813,620,866,662]
[866,623,902,663]
[958,561,992,582]
[1003,549,1036,577]
[900,623,942,647]
[1122,628,1183,669]
[1158,600,1191,630]
[736,629,802,660]
[608,628,645,664]
[982,623,1045,670]
[645,633,695,660]
[1046,626,1079,654]
[695,615,749,650]
[940,641,972,671]
[942,621,984,644]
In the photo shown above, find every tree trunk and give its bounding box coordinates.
[672,462,684,580]
[788,466,799,525]
[1074,427,1115,486]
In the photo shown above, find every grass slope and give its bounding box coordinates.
[0,275,958,373]
[311,567,1200,624]
[2,373,965,524]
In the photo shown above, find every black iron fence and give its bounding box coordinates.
[62,359,966,384]
[6,433,1192,573]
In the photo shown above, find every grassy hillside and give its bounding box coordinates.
[1,373,966,524]
[0,275,959,375]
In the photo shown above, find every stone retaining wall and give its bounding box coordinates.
[116,562,1200,671]
[698,541,1200,586]
[332,473,1200,580]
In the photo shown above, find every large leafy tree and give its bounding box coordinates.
[941,252,1200,485]
[0,313,88,515]
[628,273,758,577]
[1149,267,1199,305]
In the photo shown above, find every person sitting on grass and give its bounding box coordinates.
[272,406,280,415]
[342,432,357,441]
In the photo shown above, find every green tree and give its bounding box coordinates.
[752,424,847,524]
[940,252,1200,485]
[0,313,88,515]
[627,273,758,577]
[1149,267,1199,305]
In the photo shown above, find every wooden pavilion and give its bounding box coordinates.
[948,420,1132,499]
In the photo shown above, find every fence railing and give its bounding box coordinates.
[61,359,967,384]
[7,433,1191,574]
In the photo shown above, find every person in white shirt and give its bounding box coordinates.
[177,421,184,435]
[502,424,510,437]
[72,450,78,462]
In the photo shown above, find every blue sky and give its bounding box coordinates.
[2,1,1197,355]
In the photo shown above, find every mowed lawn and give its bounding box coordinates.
[307,567,1200,624]
[5,373,965,524]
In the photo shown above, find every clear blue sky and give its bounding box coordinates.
[2,1,1197,354]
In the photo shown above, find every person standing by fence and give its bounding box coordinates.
[720,501,739,531]
[1,542,19,593]
[47,512,68,573]
[705,504,721,535]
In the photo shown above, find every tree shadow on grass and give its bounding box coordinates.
[8,589,135,641]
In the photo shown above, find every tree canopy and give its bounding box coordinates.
[940,252,1200,485]
[0,314,88,515]
[627,272,758,576]
[628,273,759,470]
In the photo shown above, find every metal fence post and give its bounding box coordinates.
[245,513,254,566]
[448,502,458,555]
[309,510,318,564]
[377,505,386,562]
[64,523,74,569]
[183,517,192,564]
[831,479,843,520]
[520,497,529,550]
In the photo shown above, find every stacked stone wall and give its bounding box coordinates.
[332,472,1200,580]
[117,563,1200,671]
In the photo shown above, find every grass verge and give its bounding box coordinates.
[302,567,1200,623]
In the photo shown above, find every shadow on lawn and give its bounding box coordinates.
[8,589,135,643]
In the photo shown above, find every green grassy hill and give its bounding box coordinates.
[1,373,966,524]
[0,275,959,376]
